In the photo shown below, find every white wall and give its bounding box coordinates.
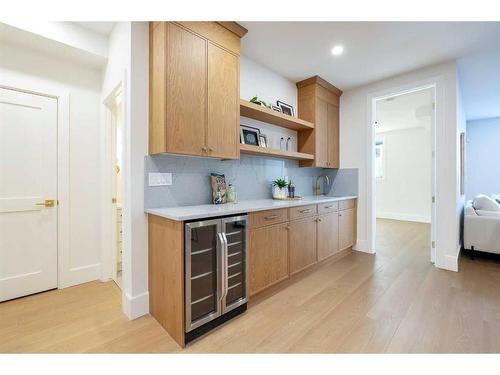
[0,42,103,286]
[376,127,432,223]
[101,22,149,319]
[241,55,297,110]
[240,55,299,152]
[466,117,500,200]
[341,61,462,271]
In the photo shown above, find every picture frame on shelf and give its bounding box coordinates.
[240,125,260,146]
[271,105,281,113]
[277,100,294,117]
[258,134,268,148]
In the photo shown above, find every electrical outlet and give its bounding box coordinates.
[149,173,172,186]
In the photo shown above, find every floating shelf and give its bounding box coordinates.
[240,99,314,131]
[240,144,314,161]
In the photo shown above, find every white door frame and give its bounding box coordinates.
[0,81,71,288]
[100,75,127,291]
[367,78,442,264]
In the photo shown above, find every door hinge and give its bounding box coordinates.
[432,196,435,203]
[112,197,117,204]
[432,102,436,110]
[432,241,435,248]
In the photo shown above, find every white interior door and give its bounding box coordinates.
[0,87,58,302]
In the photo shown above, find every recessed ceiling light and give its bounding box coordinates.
[331,45,344,56]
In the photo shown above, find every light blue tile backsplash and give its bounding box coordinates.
[144,154,358,208]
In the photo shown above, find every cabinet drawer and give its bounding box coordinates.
[249,208,288,229]
[289,205,317,220]
[339,199,356,211]
[318,201,339,214]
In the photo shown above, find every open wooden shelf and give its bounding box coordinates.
[240,99,314,131]
[239,144,314,161]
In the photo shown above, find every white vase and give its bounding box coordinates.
[273,186,287,199]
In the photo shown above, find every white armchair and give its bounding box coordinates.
[464,198,500,255]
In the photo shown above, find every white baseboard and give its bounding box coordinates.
[377,212,431,224]
[353,239,375,254]
[436,246,461,272]
[123,291,149,320]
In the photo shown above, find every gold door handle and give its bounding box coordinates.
[35,199,55,208]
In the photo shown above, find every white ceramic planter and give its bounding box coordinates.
[272,186,288,200]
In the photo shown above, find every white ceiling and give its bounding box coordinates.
[375,88,433,133]
[74,22,115,36]
[240,22,500,120]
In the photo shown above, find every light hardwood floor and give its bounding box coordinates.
[2,219,500,353]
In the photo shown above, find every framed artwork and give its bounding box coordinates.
[258,134,268,148]
[240,125,260,146]
[277,100,294,116]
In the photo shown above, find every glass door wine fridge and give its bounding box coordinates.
[184,215,248,343]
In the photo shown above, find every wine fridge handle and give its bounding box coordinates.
[217,232,225,305]
[221,232,229,303]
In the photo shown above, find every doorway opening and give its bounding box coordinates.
[372,86,436,263]
[104,85,124,289]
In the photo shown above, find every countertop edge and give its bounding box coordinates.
[145,195,358,221]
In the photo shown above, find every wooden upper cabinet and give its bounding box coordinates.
[207,42,239,159]
[315,98,329,168]
[166,23,207,156]
[296,76,342,168]
[149,22,246,158]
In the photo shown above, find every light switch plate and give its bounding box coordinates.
[149,173,172,186]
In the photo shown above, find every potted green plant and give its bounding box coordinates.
[249,96,268,108]
[272,178,288,199]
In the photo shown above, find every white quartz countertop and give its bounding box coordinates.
[145,195,357,221]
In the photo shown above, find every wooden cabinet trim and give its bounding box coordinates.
[148,215,185,347]
[296,75,343,96]
[175,22,241,56]
[216,22,248,38]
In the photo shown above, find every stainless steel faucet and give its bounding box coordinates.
[315,175,330,195]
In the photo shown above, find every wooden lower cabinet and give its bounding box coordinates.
[249,223,289,296]
[289,216,317,275]
[317,212,340,261]
[339,208,356,251]
[248,199,357,297]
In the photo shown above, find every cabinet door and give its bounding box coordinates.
[339,208,356,251]
[166,23,207,156]
[249,223,288,296]
[327,103,339,168]
[207,43,239,159]
[314,98,328,168]
[317,212,339,261]
[289,217,317,275]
